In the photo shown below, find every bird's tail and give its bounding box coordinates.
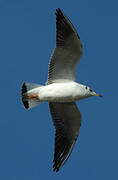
[21,82,43,109]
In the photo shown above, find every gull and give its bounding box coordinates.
[21,8,102,172]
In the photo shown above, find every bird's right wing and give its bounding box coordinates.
[47,9,83,84]
[49,102,82,172]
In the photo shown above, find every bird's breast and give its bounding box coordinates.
[38,82,83,102]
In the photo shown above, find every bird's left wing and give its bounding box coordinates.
[49,102,81,172]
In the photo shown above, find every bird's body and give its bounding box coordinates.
[27,82,91,102]
[21,8,102,172]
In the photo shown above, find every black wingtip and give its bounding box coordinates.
[53,165,60,172]
[55,8,62,13]
[21,83,29,109]
[55,8,63,16]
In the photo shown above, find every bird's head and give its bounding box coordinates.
[83,85,102,98]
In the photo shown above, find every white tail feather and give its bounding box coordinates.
[21,82,43,109]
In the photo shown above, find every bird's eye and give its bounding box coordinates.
[85,86,87,89]
[89,89,92,92]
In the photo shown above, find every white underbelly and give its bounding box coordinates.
[38,82,79,102]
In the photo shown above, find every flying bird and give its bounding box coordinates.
[21,8,102,172]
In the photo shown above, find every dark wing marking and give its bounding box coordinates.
[56,8,81,47]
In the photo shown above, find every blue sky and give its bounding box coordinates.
[0,0,118,179]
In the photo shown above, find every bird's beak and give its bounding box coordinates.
[94,93,103,97]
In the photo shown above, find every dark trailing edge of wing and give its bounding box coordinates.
[55,8,80,47]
